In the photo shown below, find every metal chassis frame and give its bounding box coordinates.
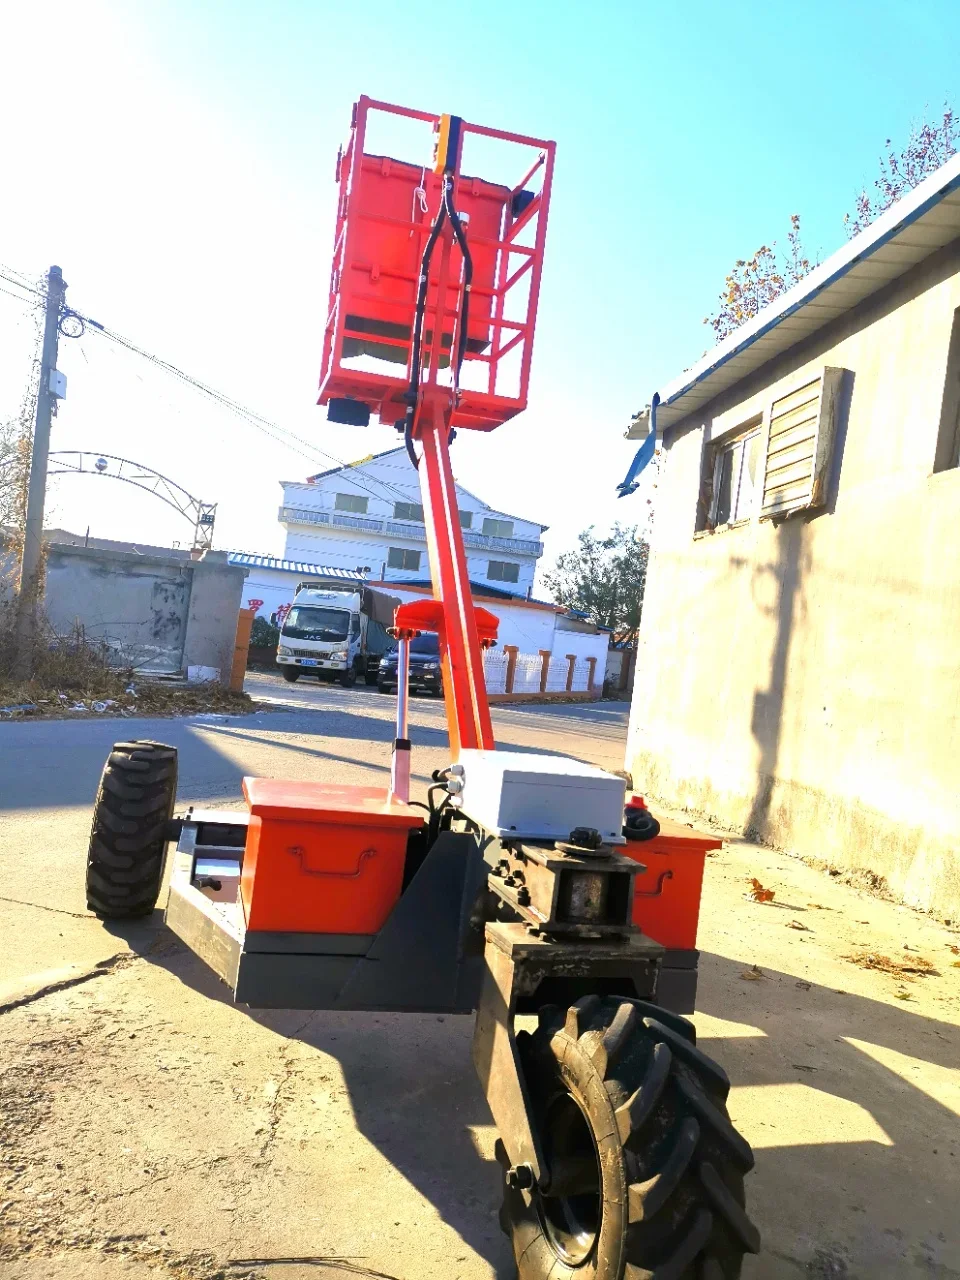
[162,810,698,1188]
[471,921,663,1184]
[164,813,489,1013]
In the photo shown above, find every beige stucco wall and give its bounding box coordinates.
[627,239,960,917]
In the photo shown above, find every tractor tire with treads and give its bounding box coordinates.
[500,995,759,1279]
[85,740,178,918]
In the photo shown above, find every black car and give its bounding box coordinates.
[377,632,443,696]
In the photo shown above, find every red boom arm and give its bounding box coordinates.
[319,97,555,756]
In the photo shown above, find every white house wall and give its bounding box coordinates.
[237,566,609,670]
[282,530,534,591]
[236,567,305,623]
[279,448,544,596]
[372,583,610,668]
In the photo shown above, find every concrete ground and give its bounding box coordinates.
[1,673,958,1279]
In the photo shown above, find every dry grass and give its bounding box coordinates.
[842,948,939,979]
[0,606,252,720]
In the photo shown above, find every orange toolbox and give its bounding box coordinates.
[240,778,424,934]
[621,810,723,949]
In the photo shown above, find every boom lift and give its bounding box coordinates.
[85,97,758,1279]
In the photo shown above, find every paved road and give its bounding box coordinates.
[3,681,959,1279]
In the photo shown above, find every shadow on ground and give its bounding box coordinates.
[696,952,960,1276]
[106,911,960,1279]
[0,696,624,813]
[107,912,513,1278]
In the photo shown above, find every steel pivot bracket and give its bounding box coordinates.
[471,921,663,1188]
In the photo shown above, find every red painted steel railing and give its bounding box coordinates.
[318,96,555,432]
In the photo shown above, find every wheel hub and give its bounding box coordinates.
[537,1092,602,1266]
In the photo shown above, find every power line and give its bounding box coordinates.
[0,282,40,307]
[0,266,44,298]
[87,322,418,508]
[1,257,419,507]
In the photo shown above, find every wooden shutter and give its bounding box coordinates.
[760,368,844,519]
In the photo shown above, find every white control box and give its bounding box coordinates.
[456,750,626,844]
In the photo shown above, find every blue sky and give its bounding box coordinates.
[1,0,957,576]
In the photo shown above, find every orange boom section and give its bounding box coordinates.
[239,778,424,934]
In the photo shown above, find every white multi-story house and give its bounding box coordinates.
[279,447,546,596]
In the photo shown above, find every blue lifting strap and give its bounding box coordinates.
[616,393,659,498]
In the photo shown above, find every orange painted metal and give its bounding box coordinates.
[408,410,498,757]
[394,594,499,759]
[620,816,723,949]
[239,778,424,934]
[229,608,255,692]
[318,95,555,432]
[317,97,555,762]
[393,597,498,646]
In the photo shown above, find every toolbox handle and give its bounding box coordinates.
[286,845,377,879]
[634,869,673,898]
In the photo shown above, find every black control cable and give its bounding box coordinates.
[403,193,447,470]
[442,172,473,403]
[403,171,472,470]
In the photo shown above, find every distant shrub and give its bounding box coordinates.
[251,616,280,648]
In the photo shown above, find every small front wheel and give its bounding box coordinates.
[281,668,299,683]
[86,741,178,919]
[500,995,759,1278]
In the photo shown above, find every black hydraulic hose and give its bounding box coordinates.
[442,174,473,399]
[403,194,448,471]
[404,413,420,471]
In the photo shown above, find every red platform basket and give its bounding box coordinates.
[318,96,555,432]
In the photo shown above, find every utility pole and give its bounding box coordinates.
[13,265,67,678]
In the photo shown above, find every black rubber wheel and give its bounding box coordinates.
[500,995,759,1279]
[281,668,299,683]
[339,665,357,688]
[85,740,179,919]
[377,681,394,694]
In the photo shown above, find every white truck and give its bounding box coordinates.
[276,582,400,686]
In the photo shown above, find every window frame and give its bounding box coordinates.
[387,546,422,572]
[695,366,845,533]
[758,367,843,520]
[392,500,425,523]
[701,418,763,531]
[934,307,960,474]
[482,516,514,539]
[487,559,520,583]
[334,491,369,515]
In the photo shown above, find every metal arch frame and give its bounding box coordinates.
[46,452,217,552]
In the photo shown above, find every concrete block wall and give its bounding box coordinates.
[42,543,247,684]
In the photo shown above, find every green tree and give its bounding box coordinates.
[542,524,649,646]
[705,103,957,341]
[705,213,813,341]
[845,104,959,236]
